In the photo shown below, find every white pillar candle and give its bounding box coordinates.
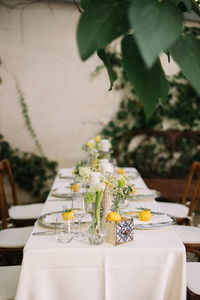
[100,139,110,152]
[101,163,113,176]
[89,172,101,186]
[100,159,109,166]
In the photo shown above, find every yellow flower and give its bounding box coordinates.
[87,142,94,148]
[70,184,74,191]
[95,135,101,143]
[106,212,122,222]
[117,168,124,175]
[131,186,136,194]
[139,210,152,222]
[73,168,77,174]
[92,159,98,166]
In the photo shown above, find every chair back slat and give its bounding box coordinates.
[0,180,9,229]
[182,162,200,217]
[0,159,18,205]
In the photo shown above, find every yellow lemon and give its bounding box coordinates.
[139,210,152,222]
[73,183,80,192]
[70,184,74,192]
[117,168,124,175]
[131,186,136,194]
[62,212,74,220]
[95,135,101,143]
[106,212,122,222]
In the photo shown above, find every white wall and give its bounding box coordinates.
[0,2,121,167]
[0,2,179,167]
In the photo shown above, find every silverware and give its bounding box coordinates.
[32,231,56,236]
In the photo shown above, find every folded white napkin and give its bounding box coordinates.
[44,213,92,224]
[134,213,173,226]
[58,169,74,178]
[121,168,139,179]
[134,188,152,196]
[52,187,86,197]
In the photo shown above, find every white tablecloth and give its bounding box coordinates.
[15,168,186,300]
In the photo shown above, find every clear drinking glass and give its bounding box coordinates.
[56,213,74,244]
[72,197,87,241]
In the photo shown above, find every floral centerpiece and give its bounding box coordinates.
[84,180,107,245]
[83,136,108,171]
[102,172,136,213]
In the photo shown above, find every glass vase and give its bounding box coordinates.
[88,220,107,245]
[114,194,128,213]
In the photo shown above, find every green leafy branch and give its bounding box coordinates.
[0,134,57,200]
[14,77,44,156]
[77,0,200,118]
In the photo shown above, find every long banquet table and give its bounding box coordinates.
[15,168,186,300]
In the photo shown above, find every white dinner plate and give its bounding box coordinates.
[128,189,161,201]
[58,169,75,179]
[51,187,86,198]
[121,211,176,229]
[37,211,92,229]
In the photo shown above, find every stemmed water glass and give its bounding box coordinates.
[72,196,87,240]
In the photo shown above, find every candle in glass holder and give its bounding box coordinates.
[100,139,110,152]
[100,159,109,166]
[90,172,101,186]
[101,163,113,176]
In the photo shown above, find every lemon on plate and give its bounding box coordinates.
[62,211,74,220]
[117,168,124,175]
[139,210,152,222]
[70,183,80,192]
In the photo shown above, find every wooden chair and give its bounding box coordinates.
[116,129,200,203]
[186,262,200,300]
[0,265,21,300]
[0,159,44,227]
[159,162,200,225]
[0,181,33,264]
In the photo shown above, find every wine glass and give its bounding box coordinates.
[72,196,87,241]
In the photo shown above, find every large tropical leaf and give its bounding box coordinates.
[128,0,183,67]
[122,35,169,118]
[170,0,192,11]
[80,0,91,10]
[77,0,130,61]
[97,49,117,91]
[171,33,200,95]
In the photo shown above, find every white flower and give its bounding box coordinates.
[89,182,105,193]
[79,167,91,178]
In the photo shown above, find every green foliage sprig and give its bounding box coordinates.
[0,134,57,201]
[77,0,200,118]
[15,77,44,156]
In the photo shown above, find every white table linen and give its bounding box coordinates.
[15,168,186,300]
